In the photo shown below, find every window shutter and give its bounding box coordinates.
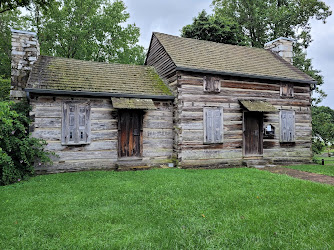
[204,107,223,144]
[288,84,294,97]
[62,102,91,145]
[69,105,76,143]
[85,104,91,143]
[213,78,221,93]
[62,103,68,144]
[281,83,293,97]
[205,108,213,143]
[204,76,221,93]
[213,109,222,143]
[78,106,86,143]
[280,110,295,142]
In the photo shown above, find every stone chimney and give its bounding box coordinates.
[10,29,40,99]
[264,37,294,64]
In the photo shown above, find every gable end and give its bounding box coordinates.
[145,33,177,83]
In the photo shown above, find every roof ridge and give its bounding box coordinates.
[153,32,268,52]
[38,55,153,69]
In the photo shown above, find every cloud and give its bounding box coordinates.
[308,0,334,107]
[123,0,212,48]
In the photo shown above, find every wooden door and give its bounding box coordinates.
[244,112,263,156]
[118,110,143,157]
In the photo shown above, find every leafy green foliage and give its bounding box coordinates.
[0,101,52,185]
[312,138,325,155]
[212,0,332,48]
[0,0,53,13]
[0,76,10,101]
[0,168,334,248]
[0,9,24,78]
[312,106,334,144]
[28,0,145,65]
[293,47,325,104]
[181,10,247,45]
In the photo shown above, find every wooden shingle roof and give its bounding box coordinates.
[152,32,315,84]
[27,56,173,97]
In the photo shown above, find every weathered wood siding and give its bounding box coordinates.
[29,96,173,173]
[145,34,177,83]
[175,72,312,167]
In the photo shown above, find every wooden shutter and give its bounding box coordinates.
[204,76,221,93]
[213,109,222,142]
[204,107,223,143]
[205,108,214,143]
[281,83,294,97]
[62,102,91,145]
[280,110,295,142]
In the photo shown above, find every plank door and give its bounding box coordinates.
[118,110,143,157]
[244,112,263,156]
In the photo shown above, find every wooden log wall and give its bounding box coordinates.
[145,34,177,83]
[29,95,174,173]
[175,72,312,167]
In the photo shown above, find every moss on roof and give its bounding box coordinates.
[111,98,156,110]
[27,56,173,97]
[153,32,315,83]
[240,100,277,112]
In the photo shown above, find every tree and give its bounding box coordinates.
[293,47,326,104]
[0,0,53,13]
[181,10,247,45]
[212,0,332,49]
[28,0,145,65]
[0,9,24,78]
[312,106,334,155]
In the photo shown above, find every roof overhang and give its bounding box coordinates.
[176,66,316,85]
[111,97,156,110]
[25,88,175,100]
[240,100,278,112]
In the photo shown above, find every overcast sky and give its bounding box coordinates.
[123,0,334,109]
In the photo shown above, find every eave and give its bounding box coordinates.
[25,88,175,100]
[176,66,316,85]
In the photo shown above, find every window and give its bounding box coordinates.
[62,102,91,145]
[280,110,295,142]
[203,107,223,144]
[204,76,221,93]
[280,83,294,97]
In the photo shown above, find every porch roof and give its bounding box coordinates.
[240,100,277,112]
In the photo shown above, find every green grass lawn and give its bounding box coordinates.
[1,168,334,249]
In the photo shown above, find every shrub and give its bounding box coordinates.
[0,76,10,101]
[0,101,52,185]
[312,138,325,155]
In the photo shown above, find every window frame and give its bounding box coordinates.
[203,107,224,144]
[61,101,91,145]
[279,110,295,143]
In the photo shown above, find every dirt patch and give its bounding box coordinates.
[260,166,334,186]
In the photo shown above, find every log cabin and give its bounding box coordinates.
[10,29,316,172]
[145,33,315,168]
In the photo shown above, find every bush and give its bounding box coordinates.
[312,138,325,155]
[0,101,52,185]
[0,76,10,101]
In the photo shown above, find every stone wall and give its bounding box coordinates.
[264,37,294,64]
[11,29,40,99]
